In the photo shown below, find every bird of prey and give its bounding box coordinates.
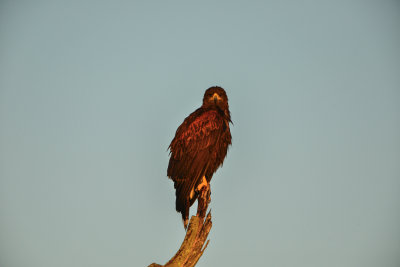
[167,86,232,228]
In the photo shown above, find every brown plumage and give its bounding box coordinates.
[167,86,232,228]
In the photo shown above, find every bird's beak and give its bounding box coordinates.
[212,93,221,104]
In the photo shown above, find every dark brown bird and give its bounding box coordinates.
[167,86,232,228]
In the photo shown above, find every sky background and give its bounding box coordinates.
[1,1,400,267]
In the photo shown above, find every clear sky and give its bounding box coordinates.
[1,1,399,267]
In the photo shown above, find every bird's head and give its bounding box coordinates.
[202,86,228,109]
[202,86,231,121]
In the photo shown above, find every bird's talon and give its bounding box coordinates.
[196,176,208,192]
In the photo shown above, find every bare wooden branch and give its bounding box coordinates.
[149,186,212,267]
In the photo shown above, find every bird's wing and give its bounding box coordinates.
[168,109,223,184]
[168,109,225,214]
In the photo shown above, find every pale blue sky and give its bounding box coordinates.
[1,1,400,267]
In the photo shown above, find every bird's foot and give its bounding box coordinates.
[196,176,211,219]
[196,176,208,192]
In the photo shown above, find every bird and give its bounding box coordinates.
[167,86,232,228]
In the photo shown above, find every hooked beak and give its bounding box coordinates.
[212,93,221,104]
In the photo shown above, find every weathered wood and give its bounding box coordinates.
[149,186,212,267]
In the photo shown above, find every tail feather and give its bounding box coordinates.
[174,181,190,226]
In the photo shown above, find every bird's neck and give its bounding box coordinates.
[202,105,231,122]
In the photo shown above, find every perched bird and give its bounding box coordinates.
[167,86,232,228]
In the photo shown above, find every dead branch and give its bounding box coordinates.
[148,185,212,267]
